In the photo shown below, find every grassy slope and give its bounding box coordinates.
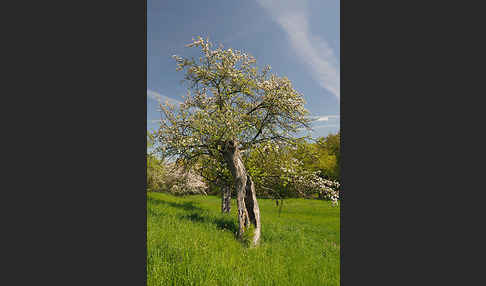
[147,192,340,286]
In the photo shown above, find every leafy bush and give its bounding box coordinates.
[147,154,166,192]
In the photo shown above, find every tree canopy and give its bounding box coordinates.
[155,36,311,168]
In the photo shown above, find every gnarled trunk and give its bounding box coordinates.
[223,140,261,246]
[221,186,231,213]
[243,174,261,244]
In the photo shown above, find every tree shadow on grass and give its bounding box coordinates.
[147,197,204,212]
[148,197,239,235]
[180,212,239,235]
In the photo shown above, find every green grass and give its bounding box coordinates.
[147,192,340,286]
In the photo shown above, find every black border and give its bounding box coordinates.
[5,1,148,284]
[340,0,485,284]
[5,0,482,284]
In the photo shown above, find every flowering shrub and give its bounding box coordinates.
[245,142,340,206]
[163,164,207,196]
[281,168,340,206]
[147,155,207,195]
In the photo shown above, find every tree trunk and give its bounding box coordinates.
[221,186,231,213]
[244,174,261,245]
[223,140,261,246]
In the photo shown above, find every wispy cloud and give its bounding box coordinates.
[147,89,182,105]
[311,115,340,122]
[298,114,340,132]
[255,0,340,99]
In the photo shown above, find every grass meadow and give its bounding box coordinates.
[147,192,340,286]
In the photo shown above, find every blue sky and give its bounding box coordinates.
[147,0,340,138]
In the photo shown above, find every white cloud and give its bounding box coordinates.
[312,115,340,122]
[147,89,182,105]
[255,0,340,99]
[298,114,340,132]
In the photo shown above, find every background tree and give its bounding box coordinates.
[197,154,233,213]
[154,37,311,246]
[290,133,340,181]
[244,143,297,201]
[147,133,166,192]
[320,132,340,180]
